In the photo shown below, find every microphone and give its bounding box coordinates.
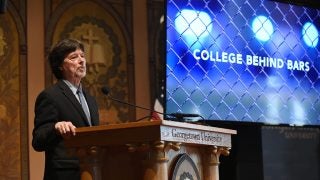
[169,113,202,118]
[101,86,204,122]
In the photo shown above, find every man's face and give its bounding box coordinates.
[61,48,86,80]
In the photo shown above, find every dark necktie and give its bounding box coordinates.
[77,89,92,126]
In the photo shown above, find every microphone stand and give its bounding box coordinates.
[107,96,164,122]
[102,87,207,124]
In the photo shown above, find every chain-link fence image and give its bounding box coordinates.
[165,0,320,125]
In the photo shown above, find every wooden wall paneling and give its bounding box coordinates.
[147,0,165,107]
[0,0,28,179]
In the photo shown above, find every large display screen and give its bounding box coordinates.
[165,0,320,125]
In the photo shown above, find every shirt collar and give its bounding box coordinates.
[63,80,81,94]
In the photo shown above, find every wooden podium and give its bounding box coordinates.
[64,120,236,180]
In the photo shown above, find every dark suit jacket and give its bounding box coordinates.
[32,80,99,180]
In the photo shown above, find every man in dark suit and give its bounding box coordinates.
[32,38,100,180]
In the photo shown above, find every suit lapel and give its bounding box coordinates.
[57,80,91,126]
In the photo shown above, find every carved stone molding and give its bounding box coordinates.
[126,140,181,161]
[203,146,231,166]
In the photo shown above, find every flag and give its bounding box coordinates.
[151,98,164,121]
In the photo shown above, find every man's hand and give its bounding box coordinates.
[54,121,76,137]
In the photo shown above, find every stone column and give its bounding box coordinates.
[202,146,230,180]
[76,146,105,180]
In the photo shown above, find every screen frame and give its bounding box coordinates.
[271,0,320,8]
[163,0,320,126]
